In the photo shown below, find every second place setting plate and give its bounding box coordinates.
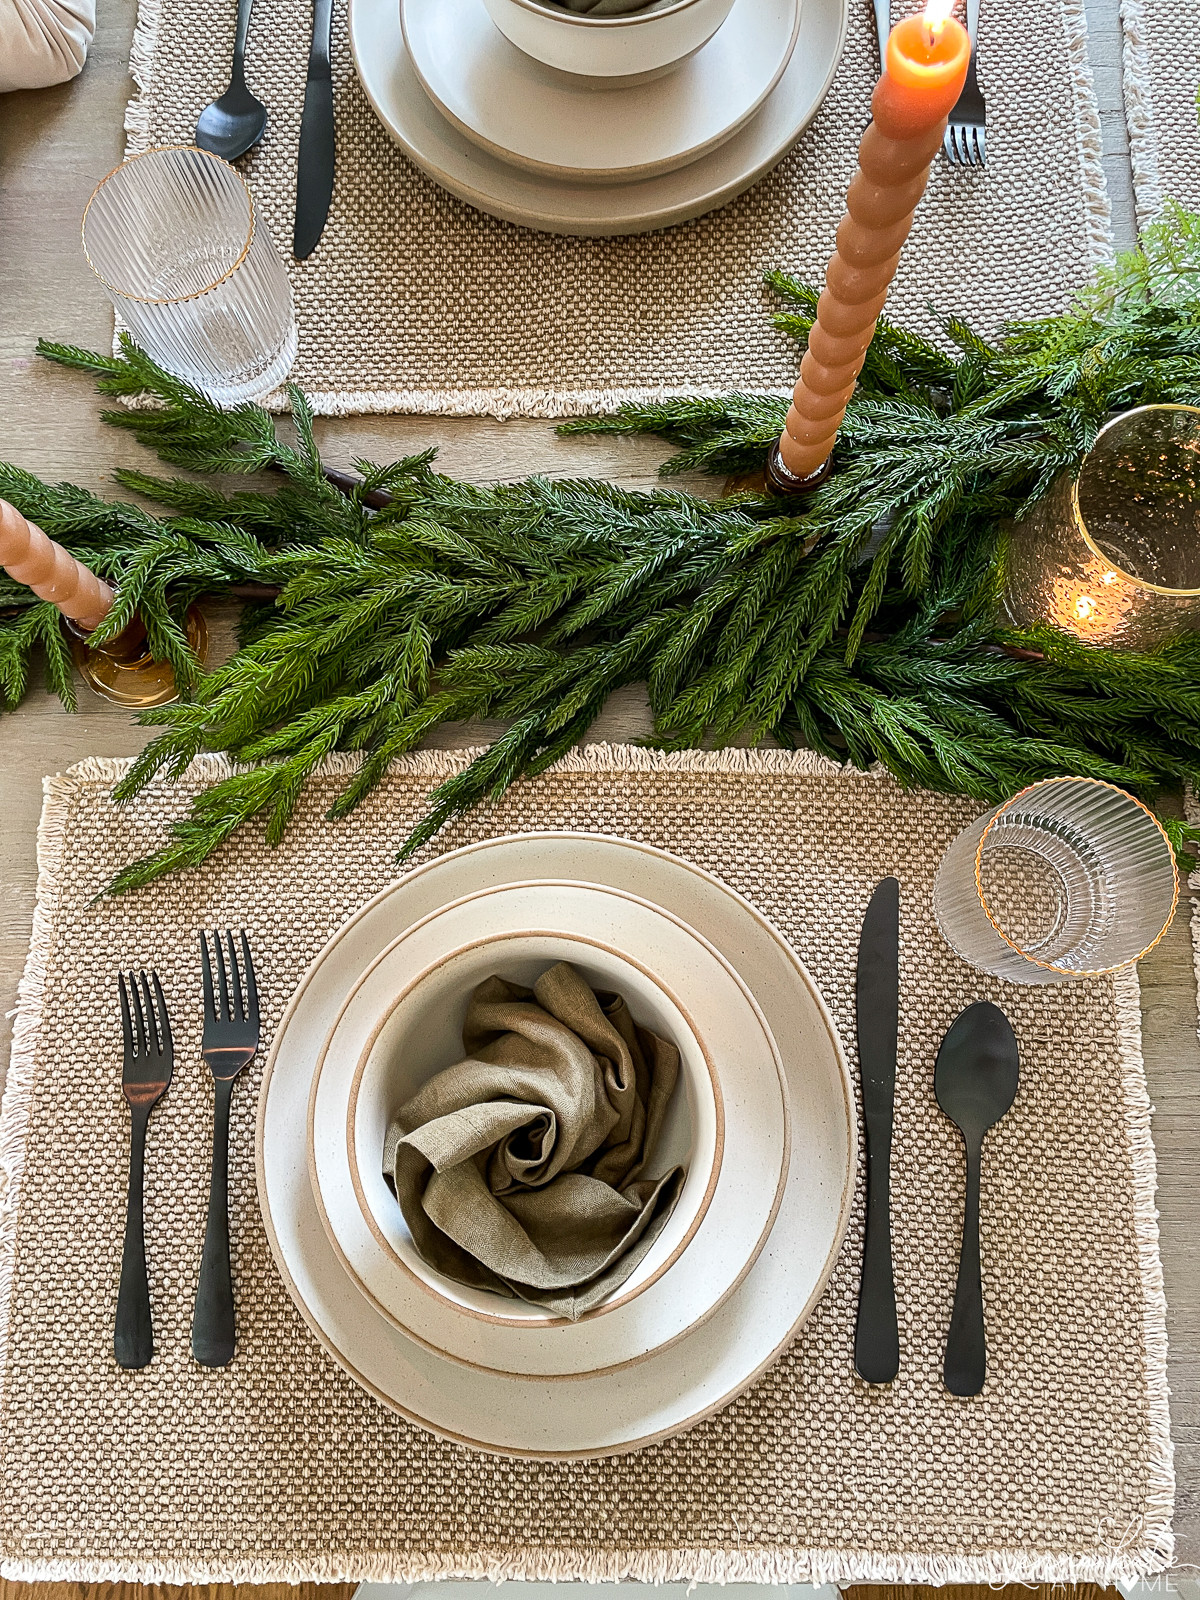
[348,0,848,235]
[401,0,802,185]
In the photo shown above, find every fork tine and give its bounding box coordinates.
[139,971,160,1056]
[943,124,954,164]
[152,971,173,1057]
[977,125,986,165]
[213,929,232,1022]
[226,929,244,1021]
[129,970,149,1057]
[240,931,259,1024]
[200,930,217,1022]
[119,972,134,1058]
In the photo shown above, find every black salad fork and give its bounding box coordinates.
[116,971,174,1370]
[192,929,260,1367]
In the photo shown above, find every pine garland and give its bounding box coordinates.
[4,206,1200,892]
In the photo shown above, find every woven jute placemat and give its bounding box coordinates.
[0,747,1172,1584]
[120,0,1112,417]
[1121,0,1200,225]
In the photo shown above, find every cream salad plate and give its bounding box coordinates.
[401,0,802,185]
[348,0,848,234]
[258,833,856,1457]
[307,880,790,1377]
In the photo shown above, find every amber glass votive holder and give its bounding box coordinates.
[1002,404,1200,647]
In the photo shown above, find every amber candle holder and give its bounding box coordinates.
[67,606,210,708]
[1003,405,1200,648]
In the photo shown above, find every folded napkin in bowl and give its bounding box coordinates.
[531,0,680,15]
[383,961,686,1320]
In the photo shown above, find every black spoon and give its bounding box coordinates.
[195,0,267,162]
[934,1001,1019,1397]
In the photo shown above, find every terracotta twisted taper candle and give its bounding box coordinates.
[769,2,971,492]
[0,497,115,632]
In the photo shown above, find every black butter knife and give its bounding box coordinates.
[293,0,334,260]
[854,876,900,1384]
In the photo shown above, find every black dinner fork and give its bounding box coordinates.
[192,929,260,1367]
[116,971,174,1370]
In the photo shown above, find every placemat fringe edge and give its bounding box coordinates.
[1118,0,1162,230]
[254,383,795,422]
[122,0,161,155]
[63,743,876,789]
[1063,0,1117,265]
[1112,966,1175,1573]
[0,772,78,1429]
[0,1543,1177,1586]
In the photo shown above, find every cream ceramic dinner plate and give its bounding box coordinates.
[257,833,855,1458]
[308,881,789,1378]
[348,0,846,234]
[401,0,801,185]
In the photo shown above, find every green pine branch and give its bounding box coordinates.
[8,205,1200,891]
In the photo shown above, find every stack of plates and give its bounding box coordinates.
[347,0,849,235]
[257,832,856,1457]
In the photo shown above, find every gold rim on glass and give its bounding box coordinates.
[1070,403,1200,598]
[81,144,257,305]
[971,775,1179,976]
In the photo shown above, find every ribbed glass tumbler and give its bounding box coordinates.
[82,146,296,407]
[932,777,1178,984]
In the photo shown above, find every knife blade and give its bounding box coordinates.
[854,875,900,1384]
[293,0,335,260]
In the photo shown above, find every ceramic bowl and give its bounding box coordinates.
[307,878,790,1378]
[477,0,738,80]
[352,929,721,1320]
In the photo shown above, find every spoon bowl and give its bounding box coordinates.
[195,83,268,163]
[935,1001,1020,1142]
[195,0,267,162]
[934,1001,1019,1397]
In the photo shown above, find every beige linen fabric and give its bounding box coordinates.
[383,962,685,1317]
[1121,0,1200,225]
[119,0,1112,416]
[0,0,94,92]
[0,746,1173,1584]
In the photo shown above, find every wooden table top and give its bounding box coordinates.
[0,0,1195,1570]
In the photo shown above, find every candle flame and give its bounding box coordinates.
[1074,594,1097,622]
[921,0,956,43]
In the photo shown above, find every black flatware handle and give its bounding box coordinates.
[232,0,254,78]
[192,1075,236,1367]
[944,1132,986,1395]
[854,1108,900,1383]
[854,875,900,1385]
[115,1102,154,1369]
[293,0,335,259]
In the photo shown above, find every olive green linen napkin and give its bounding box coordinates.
[536,0,677,16]
[382,960,686,1319]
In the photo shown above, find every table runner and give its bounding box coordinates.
[1121,0,1200,225]
[120,0,1111,417]
[0,747,1172,1583]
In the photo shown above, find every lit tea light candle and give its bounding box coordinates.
[0,497,114,631]
[1051,555,1136,641]
[768,0,971,491]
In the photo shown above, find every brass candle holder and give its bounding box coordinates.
[67,606,209,708]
